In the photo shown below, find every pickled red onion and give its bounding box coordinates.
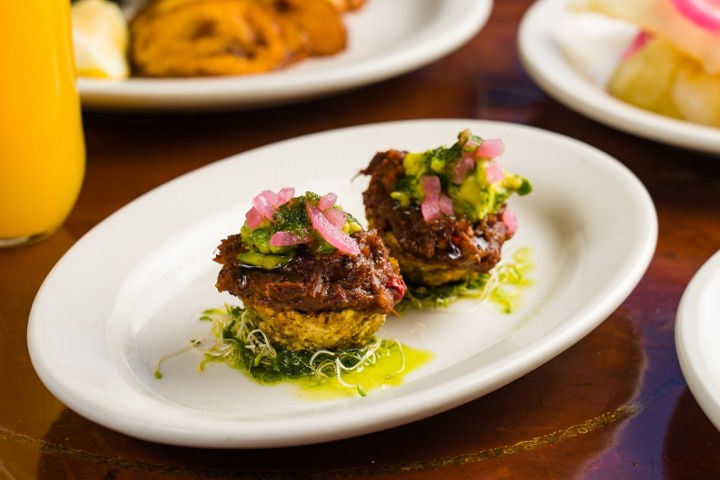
[245,206,265,229]
[270,230,311,247]
[420,175,441,221]
[502,209,518,235]
[451,154,475,184]
[276,187,295,206]
[421,201,441,222]
[484,160,504,184]
[247,187,296,225]
[672,0,720,34]
[306,203,360,256]
[475,138,504,159]
[438,194,454,215]
[322,207,347,229]
[319,192,337,210]
[452,138,504,184]
[420,175,456,221]
[259,189,278,205]
[252,193,276,220]
[420,175,441,198]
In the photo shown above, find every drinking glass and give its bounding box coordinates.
[0,0,86,247]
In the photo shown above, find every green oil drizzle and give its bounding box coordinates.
[293,342,434,400]
[169,305,433,398]
[156,249,530,397]
[398,247,534,313]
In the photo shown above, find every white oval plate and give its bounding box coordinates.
[676,250,720,431]
[78,0,492,111]
[518,0,720,155]
[28,119,657,448]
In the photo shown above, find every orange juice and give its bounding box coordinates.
[0,0,85,246]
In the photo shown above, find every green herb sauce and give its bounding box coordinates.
[192,305,432,398]
[154,248,531,396]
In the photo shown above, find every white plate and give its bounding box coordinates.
[676,250,720,431]
[518,0,720,155]
[78,0,492,111]
[28,119,657,448]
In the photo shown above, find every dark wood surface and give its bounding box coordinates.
[3,1,720,478]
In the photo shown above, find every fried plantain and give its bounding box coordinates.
[324,0,366,12]
[265,0,347,56]
[129,0,349,77]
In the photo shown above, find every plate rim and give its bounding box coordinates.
[78,0,493,111]
[517,0,720,155]
[27,118,658,448]
[676,250,720,431]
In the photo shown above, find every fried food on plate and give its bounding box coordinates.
[130,0,347,77]
[571,0,720,73]
[214,188,405,351]
[571,0,720,127]
[325,0,366,12]
[264,0,347,56]
[361,130,532,288]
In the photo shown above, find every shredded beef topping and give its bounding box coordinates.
[215,229,404,313]
[360,149,513,285]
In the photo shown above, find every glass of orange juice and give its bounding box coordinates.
[0,0,85,247]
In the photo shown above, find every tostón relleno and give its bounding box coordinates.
[361,129,532,288]
[214,189,405,351]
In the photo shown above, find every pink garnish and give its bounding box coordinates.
[319,192,338,210]
[420,175,442,221]
[452,137,504,184]
[671,0,720,34]
[323,207,347,229]
[484,160,504,184]
[451,153,475,184]
[276,187,295,206]
[421,175,441,198]
[245,187,296,227]
[306,202,360,256]
[245,206,265,229]
[269,230,311,247]
[475,139,504,159]
[622,31,653,60]
[502,209,518,236]
[421,201,441,222]
[260,189,278,205]
[420,176,455,221]
[439,194,454,216]
[252,193,276,220]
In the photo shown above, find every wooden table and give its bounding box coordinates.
[2,1,720,478]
